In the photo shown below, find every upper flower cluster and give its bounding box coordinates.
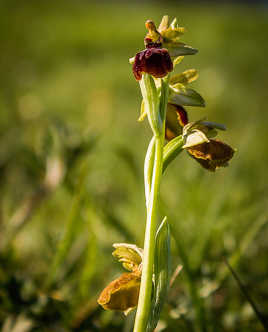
[131,16,235,171]
[132,17,197,81]
[132,21,173,81]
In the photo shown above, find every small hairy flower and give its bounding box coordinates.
[165,103,235,171]
[187,139,235,171]
[97,270,141,314]
[98,243,143,314]
[132,43,173,81]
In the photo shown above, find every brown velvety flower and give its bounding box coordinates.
[164,103,235,171]
[98,243,143,314]
[132,43,173,81]
[97,270,141,313]
[187,139,235,172]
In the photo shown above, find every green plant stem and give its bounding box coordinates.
[144,136,156,208]
[134,76,169,332]
[134,135,164,332]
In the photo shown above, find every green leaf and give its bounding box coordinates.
[163,135,184,172]
[166,42,198,57]
[169,86,205,107]
[146,217,171,332]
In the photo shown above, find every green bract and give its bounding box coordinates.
[167,43,198,57]
[169,85,205,107]
[146,217,171,332]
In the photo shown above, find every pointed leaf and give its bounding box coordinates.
[158,15,169,32]
[169,86,205,107]
[166,42,198,57]
[201,121,226,131]
[146,217,171,331]
[170,17,178,29]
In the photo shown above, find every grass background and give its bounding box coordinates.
[0,1,268,331]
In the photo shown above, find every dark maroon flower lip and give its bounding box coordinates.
[132,47,173,81]
[174,104,188,127]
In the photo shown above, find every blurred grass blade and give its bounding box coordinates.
[224,257,268,331]
[163,135,184,173]
[212,215,268,291]
[146,217,171,332]
[170,264,183,287]
[45,161,88,289]
[169,218,207,332]
[229,215,268,267]
[115,145,141,180]
[79,232,97,298]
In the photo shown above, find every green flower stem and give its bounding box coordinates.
[134,135,163,332]
[134,75,169,332]
[144,136,156,208]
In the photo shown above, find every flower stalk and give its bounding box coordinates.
[134,74,169,332]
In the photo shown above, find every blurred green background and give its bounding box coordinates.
[1,1,268,331]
